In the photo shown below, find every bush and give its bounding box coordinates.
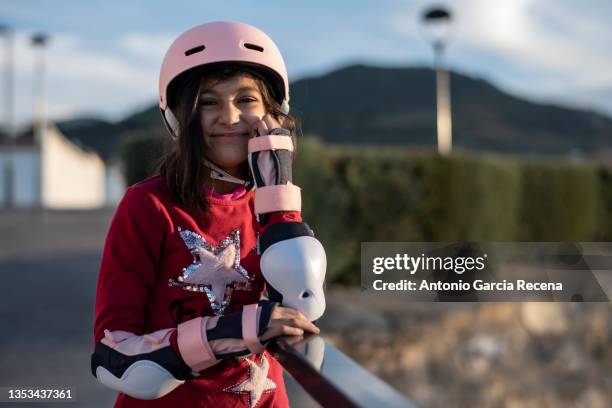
[404,152,521,241]
[519,161,599,240]
[295,146,523,282]
[596,167,612,240]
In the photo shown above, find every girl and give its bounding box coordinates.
[91,21,326,407]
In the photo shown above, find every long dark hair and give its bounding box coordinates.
[157,67,298,211]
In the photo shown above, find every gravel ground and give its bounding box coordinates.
[318,288,612,408]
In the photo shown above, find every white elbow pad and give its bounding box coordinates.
[259,223,326,321]
[95,360,184,400]
[91,330,191,400]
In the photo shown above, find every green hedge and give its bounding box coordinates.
[295,142,524,282]
[519,161,599,240]
[596,167,612,240]
[122,135,610,283]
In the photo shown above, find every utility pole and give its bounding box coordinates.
[0,25,15,207]
[32,33,49,208]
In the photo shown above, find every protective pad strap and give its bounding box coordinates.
[259,222,314,254]
[254,183,302,215]
[205,301,277,359]
[242,304,265,354]
[91,342,192,381]
[248,135,294,153]
[177,317,217,372]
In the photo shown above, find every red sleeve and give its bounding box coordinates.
[93,186,165,345]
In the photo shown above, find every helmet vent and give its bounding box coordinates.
[185,45,205,56]
[244,43,264,52]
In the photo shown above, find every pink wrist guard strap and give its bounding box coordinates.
[177,317,217,372]
[254,183,302,215]
[242,304,265,354]
[248,135,294,153]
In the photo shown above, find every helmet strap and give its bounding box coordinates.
[164,108,180,139]
[280,100,290,114]
[203,159,252,186]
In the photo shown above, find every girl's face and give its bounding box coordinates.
[199,74,266,171]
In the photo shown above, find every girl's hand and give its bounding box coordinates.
[255,114,282,136]
[240,113,283,137]
[260,305,320,341]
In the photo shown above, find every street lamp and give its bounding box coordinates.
[31,33,49,146]
[0,24,15,207]
[421,6,454,155]
[31,33,49,208]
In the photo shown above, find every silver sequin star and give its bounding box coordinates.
[169,228,252,315]
[224,354,276,408]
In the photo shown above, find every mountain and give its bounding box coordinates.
[55,64,612,161]
[55,109,166,162]
[55,118,121,160]
[290,65,612,154]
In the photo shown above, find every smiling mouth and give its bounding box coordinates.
[211,132,249,138]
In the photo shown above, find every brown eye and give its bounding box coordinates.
[199,99,216,107]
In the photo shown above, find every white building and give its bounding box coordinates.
[0,125,124,209]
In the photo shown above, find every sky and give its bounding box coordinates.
[0,0,611,127]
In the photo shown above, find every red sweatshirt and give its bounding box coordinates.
[94,176,300,407]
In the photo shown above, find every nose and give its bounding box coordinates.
[218,101,241,127]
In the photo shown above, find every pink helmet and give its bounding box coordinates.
[159,21,290,136]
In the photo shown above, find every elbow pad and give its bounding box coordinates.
[91,329,190,400]
[259,222,327,321]
[249,127,326,320]
[91,301,276,400]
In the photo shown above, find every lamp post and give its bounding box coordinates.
[32,33,48,146]
[31,33,48,208]
[421,6,453,155]
[0,24,14,207]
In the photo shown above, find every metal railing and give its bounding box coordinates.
[270,335,417,408]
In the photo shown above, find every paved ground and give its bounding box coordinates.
[0,209,116,407]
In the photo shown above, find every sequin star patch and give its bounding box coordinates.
[224,354,276,408]
[169,228,252,315]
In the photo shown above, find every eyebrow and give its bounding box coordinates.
[199,86,260,96]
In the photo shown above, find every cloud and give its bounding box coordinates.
[0,31,160,126]
[388,0,612,115]
[121,34,174,61]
